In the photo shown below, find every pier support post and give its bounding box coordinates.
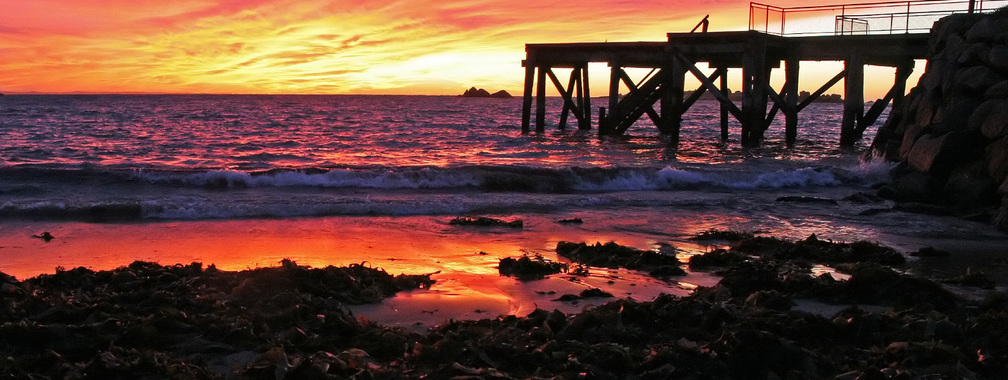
[535,65,547,133]
[741,38,769,147]
[784,56,799,145]
[718,66,730,141]
[891,60,913,112]
[521,63,535,134]
[601,64,623,135]
[841,52,865,146]
[660,59,686,137]
[581,64,592,130]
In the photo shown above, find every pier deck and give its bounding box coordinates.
[521,30,929,146]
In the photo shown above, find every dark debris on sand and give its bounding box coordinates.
[6,234,1008,379]
[448,216,523,228]
[556,241,686,276]
[498,254,568,281]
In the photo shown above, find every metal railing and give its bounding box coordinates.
[751,0,1008,36]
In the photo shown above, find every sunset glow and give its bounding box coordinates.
[1,0,748,95]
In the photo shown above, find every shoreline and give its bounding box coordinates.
[4,229,1008,378]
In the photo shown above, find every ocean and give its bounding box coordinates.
[2,94,1006,323]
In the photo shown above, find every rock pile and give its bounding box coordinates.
[870,9,1008,228]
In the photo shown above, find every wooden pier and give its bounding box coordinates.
[520,31,928,147]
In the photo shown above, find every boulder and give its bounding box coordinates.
[954,66,1005,95]
[965,16,1000,43]
[987,45,1008,75]
[943,161,998,212]
[958,43,990,66]
[884,171,940,203]
[985,80,1008,99]
[986,136,1008,183]
[933,96,980,134]
[979,99,1008,139]
[906,131,983,178]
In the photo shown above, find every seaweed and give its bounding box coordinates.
[498,255,567,280]
[555,241,686,275]
[448,216,524,228]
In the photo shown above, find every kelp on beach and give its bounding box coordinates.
[3,235,1008,379]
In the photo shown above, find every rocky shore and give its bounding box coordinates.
[870,8,1008,229]
[3,233,1006,379]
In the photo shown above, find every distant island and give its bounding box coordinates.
[460,87,512,98]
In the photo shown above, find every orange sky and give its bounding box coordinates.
[0,0,914,97]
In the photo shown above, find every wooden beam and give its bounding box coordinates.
[673,51,743,121]
[618,69,662,129]
[546,68,582,130]
[796,70,846,112]
[683,69,722,110]
[521,63,535,134]
[856,60,914,135]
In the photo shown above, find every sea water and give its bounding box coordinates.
[1,94,1006,322]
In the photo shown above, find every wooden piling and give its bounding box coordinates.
[841,52,865,146]
[535,65,546,133]
[521,63,535,134]
[784,55,799,145]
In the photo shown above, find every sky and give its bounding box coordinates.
[0,0,915,97]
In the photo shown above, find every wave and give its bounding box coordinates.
[2,161,891,193]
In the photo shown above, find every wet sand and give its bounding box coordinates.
[3,209,1008,328]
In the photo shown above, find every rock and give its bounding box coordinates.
[986,136,1008,183]
[954,66,1005,95]
[911,246,951,257]
[979,99,1008,139]
[460,87,491,97]
[489,90,513,98]
[986,80,1008,99]
[459,87,512,98]
[988,45,1008,75]
[959,43,990,65]
[933,96,980,134]
[966,17,1001,43]
[906,131,983,178]
[943,161,998,212]
[884,171,940,203]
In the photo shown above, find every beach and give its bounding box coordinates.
[4,94,1008,378]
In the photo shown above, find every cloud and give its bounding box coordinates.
[0,0,725,94]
